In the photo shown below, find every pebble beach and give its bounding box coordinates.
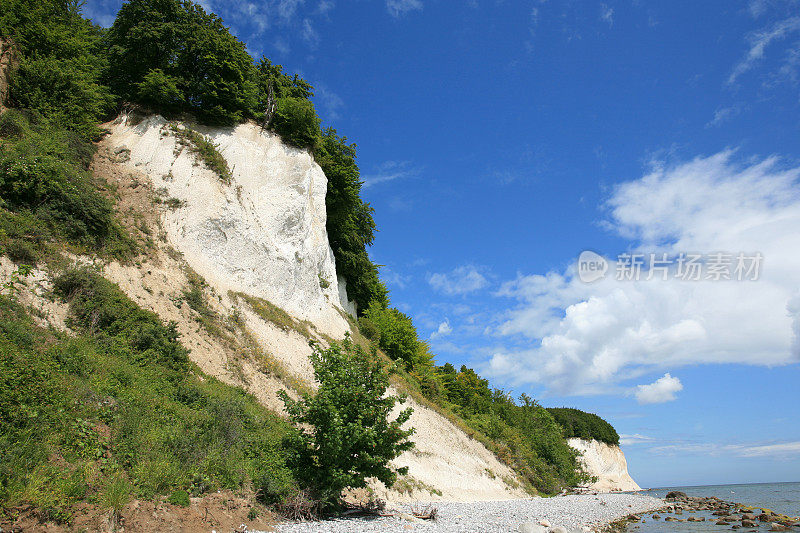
[271,493,664,533]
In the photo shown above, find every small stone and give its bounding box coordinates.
[518,523,547,533]
[539,519,551,527]
[770,524,789,532]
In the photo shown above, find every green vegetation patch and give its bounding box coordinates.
[546,407,620,446]
[233,291,314,339]
[0,270,297,523]
[171,124,232,184]
[0,110,132,259]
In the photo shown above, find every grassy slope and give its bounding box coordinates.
[0,270,296,525]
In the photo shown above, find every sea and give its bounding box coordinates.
[628,482,800,532]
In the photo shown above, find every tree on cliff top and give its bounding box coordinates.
[279,337,414,511]
[107,0,257,125]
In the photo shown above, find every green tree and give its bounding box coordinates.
[316,128,387,312]
[279,338,414,511]
[0,0,114,139]
[270,97,320,148]
[106,0,257,124]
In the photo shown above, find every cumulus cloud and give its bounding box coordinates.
[635,373,683,404]
[386,0,422,18]
[484,150,800,397]
[431,319,453,339]
[428,265,488,296]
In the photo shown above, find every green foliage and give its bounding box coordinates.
[546,407,620,446]
[0,112,130,255]
[0,0,114,140]
[171,124,232,183]
[316,129,388,312]
[279,338,414,511]
[0,276,296,522]
[53,268,189,371]
[361,302,420,370]
[107,0,257,125]
[136,69,184,112]
[270,97,321,149]
[254,57,313,102]
[428,366,588,494]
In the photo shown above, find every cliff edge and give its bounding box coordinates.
[568,438,641,492]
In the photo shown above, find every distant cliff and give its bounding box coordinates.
[568,438,641,492]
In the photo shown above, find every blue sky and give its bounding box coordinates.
[84,0,800,488]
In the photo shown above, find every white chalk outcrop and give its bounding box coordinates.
[101,113,525,502]
[109,114,352,338]
[568,438,641,492]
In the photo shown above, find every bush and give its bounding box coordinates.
[270,97,320,149]
[360,302,420,370]
[279,338,414,511]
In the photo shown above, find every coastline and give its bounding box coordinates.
[602,490,800,533]
[271,493,664,533]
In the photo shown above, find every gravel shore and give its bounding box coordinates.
[271,493,663,533]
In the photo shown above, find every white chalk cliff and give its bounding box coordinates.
[568,438,641,492]
[102,114,526,502]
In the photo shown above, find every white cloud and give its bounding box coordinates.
[386,0,422,18]
[484,150,800,397]
[737,441,800,457]
[362,161,419,188]
[428,265,488,296]
[316,0,335,15]
[635,373,683,404]
[431,319,453,339]
[278,0,305,21]
[728,16,800,84]
[619,433,655,446]
[600,4,614,27]
[301,18,320,48]
[650,440,800,458]
[313,83,344,120]
[705,105,741,128]
[380,267,410,289]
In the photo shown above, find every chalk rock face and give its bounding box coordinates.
[0,38,15,111]
[107,114,354,338]
[568,438,641,492]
